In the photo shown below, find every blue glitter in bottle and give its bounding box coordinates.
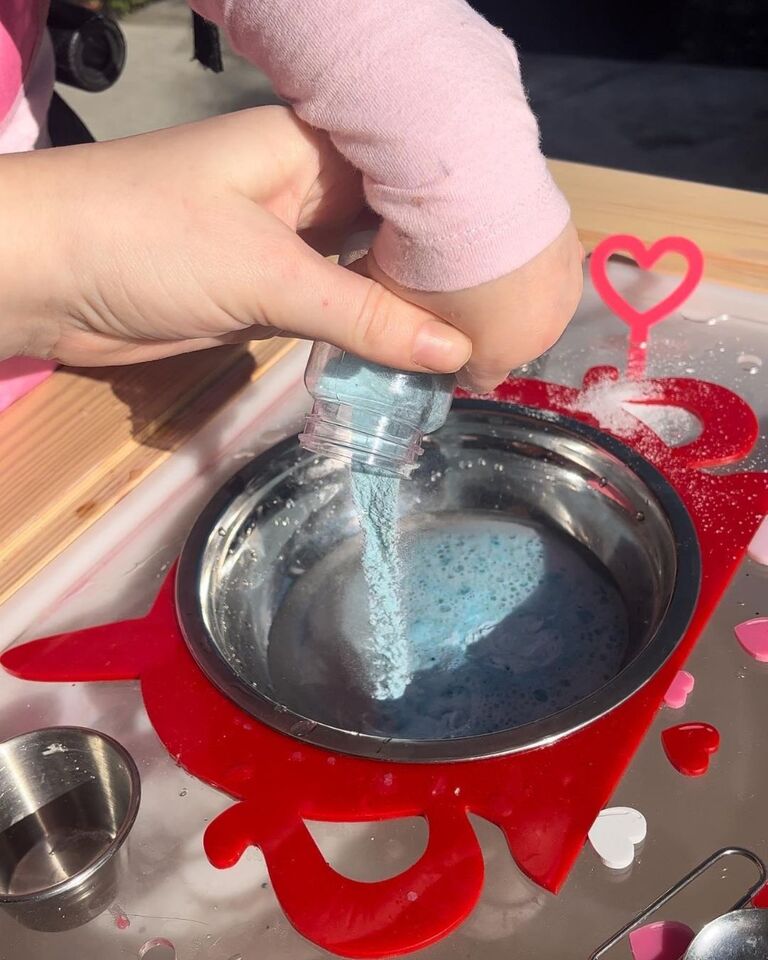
[299,233,455,699]
[300,342,454,478]
[299,231,454,479]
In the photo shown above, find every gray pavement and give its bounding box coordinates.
[58,0,278,140]
[58,0,766,192]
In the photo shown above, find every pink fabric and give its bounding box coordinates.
[192,0,571,291]
[0,0,50,152]
[0,1,46,116]
[0,27,52,153]
[0,357,56,412]
[1,0,570,296]
[0,4,56,410]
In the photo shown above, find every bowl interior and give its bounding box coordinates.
[0,728,138,900]
[180,403,699,761]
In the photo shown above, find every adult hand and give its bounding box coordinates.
[0,106,471,373]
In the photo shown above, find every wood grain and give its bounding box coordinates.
[1,162,767,605]
[550,161,768,292]
[0,338,295,606]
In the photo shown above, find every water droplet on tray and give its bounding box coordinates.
[738,353,762,375]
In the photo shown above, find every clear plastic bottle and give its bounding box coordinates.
[299,233,454,478]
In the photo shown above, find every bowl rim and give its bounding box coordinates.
[176,400,701,764]
[0,726,141,904]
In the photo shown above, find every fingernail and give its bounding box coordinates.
[412,321,471,372]
[455,368,507,395]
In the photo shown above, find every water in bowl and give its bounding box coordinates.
[268,512,630,740]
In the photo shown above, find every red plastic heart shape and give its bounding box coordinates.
[661,722,720,777]
[752,883,768,909]
[589,235,704,340]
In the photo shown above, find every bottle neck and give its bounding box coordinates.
[299,399,424,478]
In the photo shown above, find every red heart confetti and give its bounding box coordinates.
[734,618,768,662]
[661,722,720,777]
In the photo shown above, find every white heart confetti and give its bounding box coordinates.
[588,806,646,870]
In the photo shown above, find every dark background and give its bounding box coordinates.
[473,1,768,67]
[470,1,768,191]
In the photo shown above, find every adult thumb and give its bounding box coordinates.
[257,230,471,373]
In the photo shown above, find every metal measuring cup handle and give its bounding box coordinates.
[589,847,767,960]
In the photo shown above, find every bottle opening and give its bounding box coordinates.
[299,400,424,478]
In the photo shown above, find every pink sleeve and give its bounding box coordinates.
[190,0,571,292]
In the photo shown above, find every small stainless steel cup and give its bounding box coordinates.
[0,726,140,931]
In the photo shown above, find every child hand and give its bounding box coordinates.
[366,222,584,393]
[0,106,471,374]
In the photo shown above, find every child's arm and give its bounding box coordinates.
[190,0,582,390]
[191,0,568,291]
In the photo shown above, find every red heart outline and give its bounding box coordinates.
[590,235,704,342]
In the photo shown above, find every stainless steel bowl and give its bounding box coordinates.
[0,727,140,931]
[178,401,700,762]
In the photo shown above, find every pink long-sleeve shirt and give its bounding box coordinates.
[1,0,569,293]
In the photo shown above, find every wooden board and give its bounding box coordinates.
[550,161,768,293]
[1,161,767,605]
[0,339,295,606]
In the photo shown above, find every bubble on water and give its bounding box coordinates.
[357,522,628,738]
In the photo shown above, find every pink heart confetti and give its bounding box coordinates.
[734,618,768,662]
[662,723,720,777]
[629,920,695,960]
[748,516,768,566]
[663,670,694,709]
